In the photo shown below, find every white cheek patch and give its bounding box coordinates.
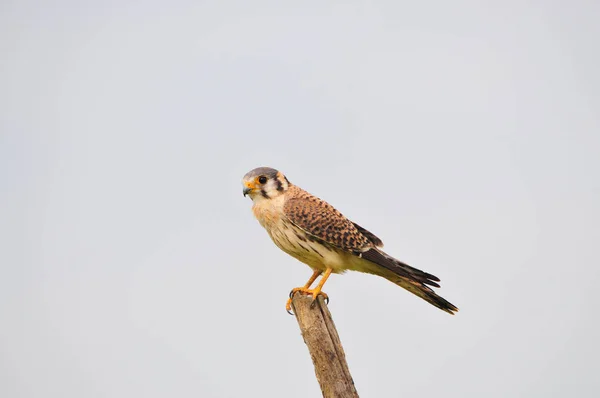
[265,179,277,191]
[264,179,283,198]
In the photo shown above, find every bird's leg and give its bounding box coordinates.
[286,269,324,314]
[286,269,333,314]
[286,270,321,313]
[302,269,322,290]
[309,268,332,308]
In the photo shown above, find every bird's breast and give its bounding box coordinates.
[251,195,347,272]
[252,196,284,230]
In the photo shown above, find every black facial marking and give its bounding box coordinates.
[275,178,283,191]
[260,189,269,199]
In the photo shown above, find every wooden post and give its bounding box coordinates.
[291,294,359,398]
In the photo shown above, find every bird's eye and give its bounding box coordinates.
[258,176,268,184]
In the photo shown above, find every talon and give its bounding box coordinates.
[286,298,294,315]
[312,291,328,302]
[286,269,332,314]
[286,287,329,312]
[288,287,313,298]
[309,291,329,308]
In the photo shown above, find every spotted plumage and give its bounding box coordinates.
[283,186,376,251]
[242,167,458,314]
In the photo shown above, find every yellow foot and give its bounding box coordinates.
[285,287,329,314]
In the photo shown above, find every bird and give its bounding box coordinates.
[242,167,458,315]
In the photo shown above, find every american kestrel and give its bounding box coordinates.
[242,167,458,315]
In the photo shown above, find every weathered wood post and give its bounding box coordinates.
[290,294,359,398]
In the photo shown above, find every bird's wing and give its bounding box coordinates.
[283,189,382,251]
[351,222,383,247]
[283,188,443,287]
[283,188,458,314]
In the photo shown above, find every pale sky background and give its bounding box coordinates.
[1,1,599,397]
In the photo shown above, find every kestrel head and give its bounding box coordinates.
[242,167,290,200]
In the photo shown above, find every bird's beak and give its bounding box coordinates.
[243,181,256,197]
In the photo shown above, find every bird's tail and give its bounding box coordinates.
[360,248,459,315]
[383,273,459,315]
